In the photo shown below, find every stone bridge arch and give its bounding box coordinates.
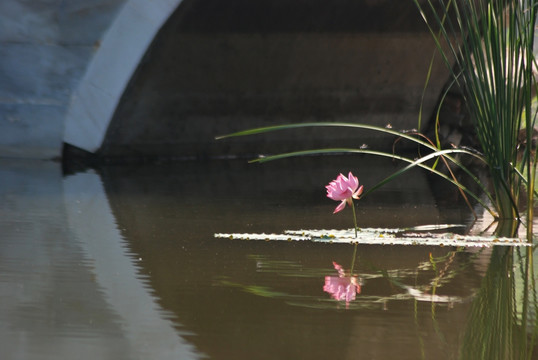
[63,0,183,155]
[1,0,454,159]
[63,0,452,160]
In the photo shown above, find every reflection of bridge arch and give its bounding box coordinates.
[64,170,201,359]
[63,0,183,154]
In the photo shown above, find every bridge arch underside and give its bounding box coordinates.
[98,0,450,160]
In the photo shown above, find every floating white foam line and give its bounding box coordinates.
[215,227,531,248]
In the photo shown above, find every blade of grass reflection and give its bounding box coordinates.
[460,247,516,360]
[414,297,427,360]
[529,246,538,360]
[515,245,538,360]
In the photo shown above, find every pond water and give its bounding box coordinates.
[1,156,537,359]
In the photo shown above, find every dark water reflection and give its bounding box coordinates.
[1,156,537,359]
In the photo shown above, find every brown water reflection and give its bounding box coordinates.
[0,160,201,360]
[1,156,536,359]
[99,156,481,359]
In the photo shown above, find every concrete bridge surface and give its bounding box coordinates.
[1,0,451,160]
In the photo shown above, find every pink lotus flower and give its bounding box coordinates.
[325,172,363,214]
[323,262,361,306]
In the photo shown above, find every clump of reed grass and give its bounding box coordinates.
[413,0,538,223]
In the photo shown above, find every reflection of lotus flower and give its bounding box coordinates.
[323,262,361,306]
[325,172,363,214]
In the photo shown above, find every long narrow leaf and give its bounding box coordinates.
[218,121,495,208]
[218,122,470,155]
[249,147,496,216]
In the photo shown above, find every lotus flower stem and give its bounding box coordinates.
[351,200,358,238]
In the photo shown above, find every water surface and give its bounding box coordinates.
[0,156,536,359]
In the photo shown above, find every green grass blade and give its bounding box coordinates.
[218,122,450,153]
[250,147,496,216]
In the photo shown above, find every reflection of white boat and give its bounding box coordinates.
[0,161,201,359]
